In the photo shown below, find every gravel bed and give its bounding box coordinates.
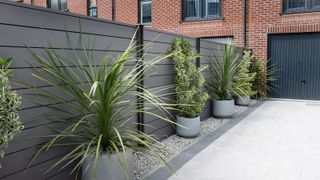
[133,100,257,179]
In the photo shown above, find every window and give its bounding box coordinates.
[284,0,320,13]
[48,0,68,11]
[140,0,152,24]
[311,0,320,9]
[206,0,220,16]
[183,0,221,21]
[185,0,200,19]
[88,0,98,17]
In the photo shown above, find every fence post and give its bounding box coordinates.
[196,38,201,68]
[136,25,145,133]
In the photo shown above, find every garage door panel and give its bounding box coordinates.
[269,33,320,100]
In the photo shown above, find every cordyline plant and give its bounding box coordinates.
[0,57,23,168]
[250,58,279,99]
[25,34,178,178]
[232,50,256,96]
[168,38,208,118]
[206,44,241,100]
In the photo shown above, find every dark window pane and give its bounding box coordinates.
[311,0,320,8]
[60,0,67,10]
[49,0,67,11]
[50,0,59,10]
[89,0,98,17]
[186,0,200,18]
[287,0,306,9]
[207,0,220,16]
[141,1,151,24]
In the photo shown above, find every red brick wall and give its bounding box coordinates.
[32,0,46,6]
[152,0,320,59]
[247,0,320,59]
[152,0,244,47]
[98,0,112,20]
[114,0,138,24]
[68,0,87,15]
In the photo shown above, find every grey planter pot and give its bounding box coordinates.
[236,95,251,106]
[176,115,200,138]
[82,151,133,180]
[212,99,235,118]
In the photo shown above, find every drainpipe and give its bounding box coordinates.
[112,0,115,21]
[243,0,247,48]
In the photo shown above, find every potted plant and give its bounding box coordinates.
[250,58,279,99]
[206,44,240,118]
[0,57,23,168]
[168,38,208,138]
[27,38,177,180]
[232,50,256,106]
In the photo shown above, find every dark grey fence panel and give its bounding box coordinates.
[0,1,242,179]
[199,39,226,120]
[0,1,137,180]
[144,27,196,46]
[143,29,198,137]
[199,39,243,120]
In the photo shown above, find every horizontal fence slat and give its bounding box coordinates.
[0,24,133,51]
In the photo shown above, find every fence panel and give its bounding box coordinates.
[0,1,137,180]
[0,1,242,179]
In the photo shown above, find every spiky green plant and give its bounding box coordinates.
[25,35,178,179]
[206,44,241,100]
[0,57,23,168]
[250,58,279,99]
[168,38,208,118]
[232,50,256,96]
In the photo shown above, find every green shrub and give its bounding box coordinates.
[232,50,256,96]
[0,57,23,168]
[206,44,240,100]
[168,38,208,118]
[250,58,279,99]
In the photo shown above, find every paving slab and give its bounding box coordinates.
[166,100,320,180]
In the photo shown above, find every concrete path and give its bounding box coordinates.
[168,100,320,180]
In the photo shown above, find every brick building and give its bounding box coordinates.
[13,0,320,59]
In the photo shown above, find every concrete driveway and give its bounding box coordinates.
[168,100,320,180]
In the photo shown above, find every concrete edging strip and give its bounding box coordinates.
[144,100,265,180]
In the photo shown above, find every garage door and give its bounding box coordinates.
[268,33,320,100]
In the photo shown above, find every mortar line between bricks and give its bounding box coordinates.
[143,100,265,180]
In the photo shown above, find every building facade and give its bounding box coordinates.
[13,0,320,59]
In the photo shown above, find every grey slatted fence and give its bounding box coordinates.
[0,1,242,179]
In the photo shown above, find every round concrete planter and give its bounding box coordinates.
[212,99,235,118]
[82,151,133,180]
[236,95,251,106]
[176,115,200,138]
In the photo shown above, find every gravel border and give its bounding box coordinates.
[133,100,258,180]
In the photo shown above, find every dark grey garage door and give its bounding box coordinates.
[268,33,320,100]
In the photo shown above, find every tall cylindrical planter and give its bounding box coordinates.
[236,95,251,106]
[212,99,235,118]
[82,151,133,180]
[176,115,200,138]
